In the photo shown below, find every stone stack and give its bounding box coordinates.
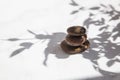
[61,26,90,54]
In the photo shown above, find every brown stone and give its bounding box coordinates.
[67,26,86,36]
[60,26,90,54]
[65,34,87,46]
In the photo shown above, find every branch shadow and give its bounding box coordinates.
[36,32,70,66]
[7,30,70,66]
[27,30,70,66]
[70,0,120,76]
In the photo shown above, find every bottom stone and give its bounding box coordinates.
[60,40,90,54]
[61,40,82,54]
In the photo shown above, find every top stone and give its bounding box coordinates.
[67,26,86,36]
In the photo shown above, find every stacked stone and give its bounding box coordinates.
[61,26,90,54]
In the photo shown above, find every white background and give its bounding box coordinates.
[0,0,120,80]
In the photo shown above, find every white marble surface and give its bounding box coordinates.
[0,0,120,80]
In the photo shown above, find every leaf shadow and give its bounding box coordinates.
[26,30,70,66]
[10,42,33,57]
[70,0,120,76]
[69,0,79,6]
[7,30,70,66]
